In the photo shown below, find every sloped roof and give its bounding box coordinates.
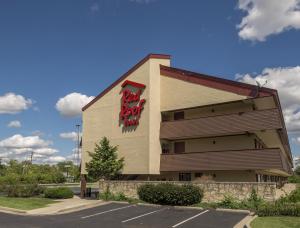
[160,65,276,98]
[82,54,170,111]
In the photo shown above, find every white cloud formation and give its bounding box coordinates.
[60,132,79,141]
[56,93,94,117]
[237,66,300,132]
[7,120,22,128]
[0,93,33,114]
[42,156,66,164]
[237,0,300,41]
[0,134,60,164]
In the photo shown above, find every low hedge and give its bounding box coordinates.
[137,183,203,206]
[257,202,300,217]
[44,187,74,199]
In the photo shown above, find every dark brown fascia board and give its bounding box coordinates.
[271,91,293,164]
[161,95,274,113]
[160,65,276,97]
[82,54,171,111]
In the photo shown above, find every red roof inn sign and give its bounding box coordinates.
[119,80,146,127]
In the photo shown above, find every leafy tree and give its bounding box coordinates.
[295,166,300,176]
[86,137,124,180]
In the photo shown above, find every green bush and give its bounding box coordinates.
[0,174,45,197]
[99,191,128,201]
[137,183,203,206]
[257,202,300,217]
[218,195,241,209]
[288,175,300,183]
[44,187,74,199]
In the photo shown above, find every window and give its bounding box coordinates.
[162,143,170,154]
[174,141,185,153]
[174,111,184,120]
[195,173,203,178]
[179,173,191,181]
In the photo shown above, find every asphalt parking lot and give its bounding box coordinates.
[0,203,247,228]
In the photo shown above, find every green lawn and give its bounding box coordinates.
[0,196,56,210]
[251,217,300,228]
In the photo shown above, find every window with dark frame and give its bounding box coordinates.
[174,141,185,153]
[174,111,184,120]
[179,173,191,181]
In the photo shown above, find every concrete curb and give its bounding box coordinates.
[0,206,27,215]
[137,202,163,208]
[56,201,109,214]
[234,215,257,228]
[174,206,203,210]
[216,208,251,214]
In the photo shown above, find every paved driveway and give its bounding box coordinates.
[0,203,247,228]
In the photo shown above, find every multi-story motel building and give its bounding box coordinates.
[80,54,293,185]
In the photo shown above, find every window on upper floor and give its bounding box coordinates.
[174,111,184,120]
[174,141,185,153]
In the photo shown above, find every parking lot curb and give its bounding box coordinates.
[174,206,203,210]
[234,215,257,228]
[56,201,109,214]
[216,208,251,214]
[0,206,27,215]
[137,202,162,207]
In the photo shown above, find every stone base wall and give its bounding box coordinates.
[99,181,276,202]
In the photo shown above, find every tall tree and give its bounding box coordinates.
[86,137,124,180]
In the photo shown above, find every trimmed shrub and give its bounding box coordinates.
[137,183,203,206]
[44,187,74,199]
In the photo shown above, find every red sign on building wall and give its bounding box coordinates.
[119,80,146,127]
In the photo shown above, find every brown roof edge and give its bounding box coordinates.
[160,65,277,97]
[82,53,171,111]
[272,91,293,165]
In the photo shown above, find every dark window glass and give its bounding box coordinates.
[174,111,184,120]
[195,173,203,178]
[179,173,191,181]
[174,141,185,153]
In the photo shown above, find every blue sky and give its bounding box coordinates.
[0,0,300,164]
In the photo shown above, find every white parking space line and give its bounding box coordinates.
[172,210,209,228]
[122,207,167,223]
[81,205,134,219]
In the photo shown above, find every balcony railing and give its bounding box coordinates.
[160,148,291,174]
[160,109,282,140]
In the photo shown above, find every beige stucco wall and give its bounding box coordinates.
[81,57,170,175]
[160,76,247,111]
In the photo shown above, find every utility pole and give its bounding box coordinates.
[30,151,34,164]
[76,124,81,166]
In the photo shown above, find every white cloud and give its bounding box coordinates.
[237,0,300,41]
[42,156,66,164]
[7,120,21,128]
[56,92,94,117]
[0,134,59,163]
[237,66,300,132]
[60,132,79,141]
[0,134,51,148]
[0,93,33,114]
